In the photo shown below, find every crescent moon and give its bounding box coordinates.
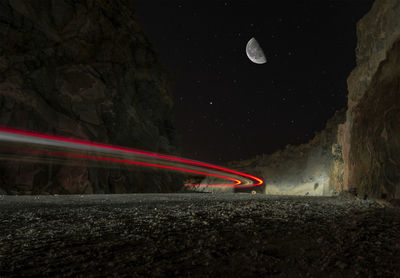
[246,37,266,64]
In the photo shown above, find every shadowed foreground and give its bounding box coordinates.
[0,194,399,277]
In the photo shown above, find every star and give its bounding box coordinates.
[131,0,364,164]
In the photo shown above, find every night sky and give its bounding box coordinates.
[132,0,374,163]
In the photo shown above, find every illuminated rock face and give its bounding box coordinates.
[227,110,345,196]
[229,0,400,199]
[338,0,400,199]
[0,0,181,194]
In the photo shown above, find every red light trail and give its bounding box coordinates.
[0,126,263,188]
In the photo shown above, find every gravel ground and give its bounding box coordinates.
[0,193,399,278]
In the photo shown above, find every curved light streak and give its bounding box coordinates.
[0,126,264,188]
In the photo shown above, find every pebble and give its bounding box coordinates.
[0,194,398,277]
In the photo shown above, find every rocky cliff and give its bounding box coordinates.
[226,110,345,196]
[337,0,400,199]
[0,0,182,194]
[227,0,400,200]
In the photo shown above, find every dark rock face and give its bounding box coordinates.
[338,0,400,199]
[0,0,182,194]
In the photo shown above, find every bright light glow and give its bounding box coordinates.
[0,126,264,188]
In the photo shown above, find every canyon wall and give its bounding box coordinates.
[227,0,400,200]
[0,0,182,194]
[337,0,400,199]
[227,110,345,196]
